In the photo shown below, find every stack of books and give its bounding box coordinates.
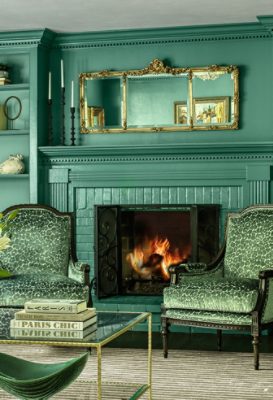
[0,77,10,85]
[10,299,97,341]
[0,65,10,85]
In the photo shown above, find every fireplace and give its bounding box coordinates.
[95,204,220,297]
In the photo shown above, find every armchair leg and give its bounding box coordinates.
[217,329,222,351]
[162,318,169,358]
[252,311,260,370]
[252,335,260,370]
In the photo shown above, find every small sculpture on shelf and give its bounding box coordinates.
[0,154,25,175]
[0,64,10,85]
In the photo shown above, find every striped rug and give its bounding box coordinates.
[0,344,273,399]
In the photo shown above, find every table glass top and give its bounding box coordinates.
[0,311,149,346]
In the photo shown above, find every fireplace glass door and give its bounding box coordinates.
[95,205,219,297]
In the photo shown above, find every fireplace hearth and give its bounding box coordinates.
[95,204,220,298]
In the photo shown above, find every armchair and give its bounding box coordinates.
[0,204,91,311]
[161,205,273,370]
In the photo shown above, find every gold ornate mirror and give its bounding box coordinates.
[79,59,239,133]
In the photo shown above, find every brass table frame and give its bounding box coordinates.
[0,311,152,400]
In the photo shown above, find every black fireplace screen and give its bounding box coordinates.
[95,204,220,297]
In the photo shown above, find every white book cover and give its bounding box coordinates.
[10,323,97,340]
[24,299,87,314]
[15,308,96,322]
[10,315,97,331]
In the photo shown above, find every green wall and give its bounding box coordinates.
[49,22,273,148]
[1,20,273,331]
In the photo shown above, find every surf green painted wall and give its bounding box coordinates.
[1,20,273,331]
[50,23,273,148]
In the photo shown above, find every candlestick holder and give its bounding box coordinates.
[60,87,65,145]
[48,99,53,145]
[70,107,75,146]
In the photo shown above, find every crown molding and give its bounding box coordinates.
[0,16,272,50]
[0,28,56,48]
[53,19,273,49]
[257,15,273,31]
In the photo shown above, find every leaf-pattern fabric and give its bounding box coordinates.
[163,206,273,327]
[0,207,88,308]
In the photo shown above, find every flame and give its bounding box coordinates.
[126,236,190,281]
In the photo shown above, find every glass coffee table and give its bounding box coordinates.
[0,310,152,400]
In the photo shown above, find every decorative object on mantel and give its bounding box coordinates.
[60,59,65,145]
[80,59,239,134]
[3,96,22,130]
[48,71,53,145]
[70,80,75,146]
[0,154,25,175]
[47,63,75,146]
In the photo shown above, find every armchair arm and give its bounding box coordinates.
[259,270,273,279]
[169,262,207,274]
[68,260,90,285]
[169,245,226,285]
[169,262,208,284]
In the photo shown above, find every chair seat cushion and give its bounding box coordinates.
[165,309,252,326]
[0,273,89,307]
[164,277,259,314]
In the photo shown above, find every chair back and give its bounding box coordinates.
[224,205,273,279]
[0,206,72,276]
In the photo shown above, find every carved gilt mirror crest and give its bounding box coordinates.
[80,59,239,133]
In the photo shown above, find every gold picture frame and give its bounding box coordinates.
[80,60,239,133]
[88,106,105,128]
[193,96,229,125]
[174,101,188,125]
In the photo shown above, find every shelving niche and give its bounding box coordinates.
[0,52,30,210]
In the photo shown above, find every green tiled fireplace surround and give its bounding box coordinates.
[39,144,273,331]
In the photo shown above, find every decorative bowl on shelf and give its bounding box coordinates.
[0,154,25,175]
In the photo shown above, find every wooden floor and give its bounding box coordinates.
[0,334,273,399]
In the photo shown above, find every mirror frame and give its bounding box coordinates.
[79,59,239,134]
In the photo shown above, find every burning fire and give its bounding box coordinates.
[126,236,190,281]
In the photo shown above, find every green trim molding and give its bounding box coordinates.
[54,18,273,48]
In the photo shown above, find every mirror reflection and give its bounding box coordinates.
[84,77,122,129]
[127,74,189,127]
[192,71,235,127]
[79,60,239,133]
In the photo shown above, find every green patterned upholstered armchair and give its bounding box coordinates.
[0,204,91,310]
[162,205,273,370]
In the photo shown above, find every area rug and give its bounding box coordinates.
[0,344,273,399]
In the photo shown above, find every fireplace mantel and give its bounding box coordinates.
[38,142,273,331]
[39,141,273,160]
[39,142,272,213]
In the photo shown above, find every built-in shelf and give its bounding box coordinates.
[0,83,29,91]
[0,174,29,179]
[0,130,29,136]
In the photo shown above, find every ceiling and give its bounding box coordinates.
[1,0,273,34]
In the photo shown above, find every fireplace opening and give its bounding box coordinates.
[95,205,220,297]
[122,210,191,289]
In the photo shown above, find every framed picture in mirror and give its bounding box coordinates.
[193,96,229,125]
[174,101,188,124]
[88,106,105,128]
